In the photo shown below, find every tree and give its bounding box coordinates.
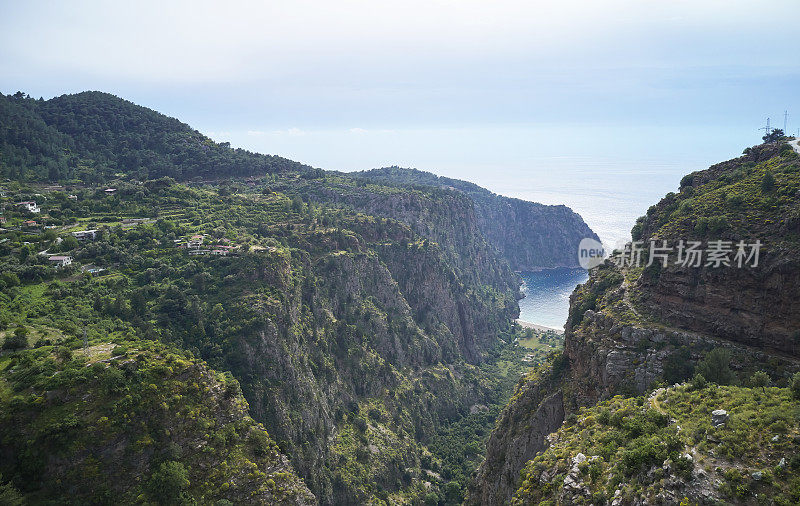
[2,326,28,351]
[690,373,707,391]
[0,474,24,506]
[146,461,190,505]
[444,481,463,505]
[57,235,79,252]
[424,492,440,506]
[762,128,785,143]
[750,370,769,392]
[695,348,734,385]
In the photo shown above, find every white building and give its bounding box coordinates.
[48,255,73,268]
[16,201,40,213]
[72,229,99,241]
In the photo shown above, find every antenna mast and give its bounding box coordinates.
[761,117,771,138]
[785,110,789,133]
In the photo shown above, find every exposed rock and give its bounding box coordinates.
[711,409,729,427]
[466,357,565,506]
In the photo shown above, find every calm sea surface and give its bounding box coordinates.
[517,268,589,330]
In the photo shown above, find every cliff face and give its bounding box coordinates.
[632,143,800,355]
[469,142,800,504]
[217,207,520,504]
[467,355,566,506]
[353,167,599,270]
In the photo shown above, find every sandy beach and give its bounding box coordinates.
[515,319,563,333]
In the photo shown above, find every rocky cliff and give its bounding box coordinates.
[353,167,599,271]
[469,141,800,504]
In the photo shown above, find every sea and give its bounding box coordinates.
[486,155,729,330]
[517,268,588,331]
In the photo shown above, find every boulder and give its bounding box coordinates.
[711,409,728,427]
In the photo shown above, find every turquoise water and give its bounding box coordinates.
[518,268,589,330]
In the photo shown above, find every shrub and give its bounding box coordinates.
[762,171,776,192]
[708,216,728,234]
[111,345,128,356]
[424,492,440,506]
[146,460,190,504]
[221,372,241,399]
[690,374,707,391]
[249,429,272,456]
[791,372,800,400]
[726,193,744,208]
[673,455,694,479]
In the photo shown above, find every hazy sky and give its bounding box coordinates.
[2,0,798,242]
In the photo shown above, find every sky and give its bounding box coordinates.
[2,0,798,245]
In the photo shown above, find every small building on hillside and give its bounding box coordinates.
[17,201,40,213]
[72,229,99,241]
[48,255,73,268]
[23,220,38,228]
[104,188,117,194]
[188,235,204,249]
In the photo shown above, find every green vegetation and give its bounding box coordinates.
[0,92,538,504]
[0,91,308,182]
[0,89,601,504]
[0,338,313,504]
[632,141,800,253]
[514,384,800,505]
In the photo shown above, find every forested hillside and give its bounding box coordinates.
[0,91,308,182]
[1,91,596,271]
[0,90,594,504]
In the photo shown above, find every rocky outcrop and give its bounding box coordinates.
[0,343,315,505]
[632,141,800,355]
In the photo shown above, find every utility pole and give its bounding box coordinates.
[761,117,771,138]
[785,110,789,133]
